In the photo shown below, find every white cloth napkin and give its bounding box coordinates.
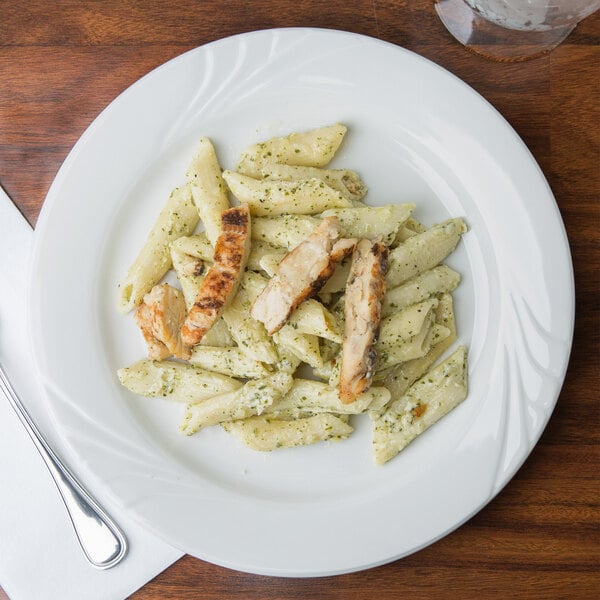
[0,186,183,600]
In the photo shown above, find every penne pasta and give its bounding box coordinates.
[386,218,467,288]
[320,204,415,245]
[185,137,230,246]
[221,277,279,364]
[261,164,367,202]
[287,299,342,343]
[171,233,213,262]
[251,215,319,249]
[273,326,323,369]
[222,413,353,451]
[180,372,294,434]
[372,346,468,465]
[117,359,242,403]
[188,345,272,379]
[382,265,461,318]
[379,293,458,411]
[170,244,207,310]
[377,299,439,349]
[118,185,198,313]
[236,124,347,178]
[263,378,390,419]
[223,171,352,216]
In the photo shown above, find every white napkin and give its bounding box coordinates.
[0,186,183,600]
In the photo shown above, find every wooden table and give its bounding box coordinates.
[1,1,598,598]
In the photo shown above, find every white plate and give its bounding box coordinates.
[29,28,574,577]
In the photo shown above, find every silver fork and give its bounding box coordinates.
[0,362,127,569]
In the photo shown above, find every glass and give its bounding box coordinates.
[435,0,600,61]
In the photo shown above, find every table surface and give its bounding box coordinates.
[1,1,598,598]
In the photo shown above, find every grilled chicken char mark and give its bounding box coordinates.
[181,205,251,347]
[251,216,356,335]
[135,283,191,360]
[339,238,388,404]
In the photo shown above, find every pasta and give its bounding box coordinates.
[222,171,353,216]
[252,215,320,249]
[261,164,367,202]
[118,185,198,314]
[386,218,467,287]
[320,204,415,245]
[222,414,353,451]
[372,346,468,465]
[180,372,293,434]
[185,137,230,246]
[117,123,469,464]
[117,359,242,403]
[236,123,347,178]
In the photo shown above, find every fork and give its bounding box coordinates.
[0,362,128,569]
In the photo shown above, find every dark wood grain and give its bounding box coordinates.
[1,1,598,599]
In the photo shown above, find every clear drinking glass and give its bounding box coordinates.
[435,0,600,61]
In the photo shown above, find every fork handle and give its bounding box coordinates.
[0,363,127,569]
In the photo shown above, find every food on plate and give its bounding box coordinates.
[222,171,353,216]
[261,164,367,203]
[250,216,356,335]
[236,123,347,178]
[134,283,190,360]
[180,205,251,347]
[118,185,198,314]
[339,238,388,404]
[117,359,242,403]
[320,204,415,246]
[381,264,460,318]
[386,218,467,288]
[180,372,294,434]
[185,137,230,246]
[117,124,469,464]
[372,346,468,465]
[223,414,354,451]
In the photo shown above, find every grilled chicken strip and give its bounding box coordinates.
[181,205,251,347]
[251,216,356,335]
[339,238,388,404]
[135,283,190,360]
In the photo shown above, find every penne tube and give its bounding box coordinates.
[320,204,415,245]
[117,359,242,403]
[186,137,230,246]
[318,260,351,296]
[222,171,352,216]
[382,265,461,318]
[263,378,390,419]
[258,253,280,278]
[170,245,207,310]
[221,278,279,364]
[251,215,320,249]
[377,299,439,348]
[393,217,428,246]
[171,233,213,262]
[222,413,353,451]
[188,345,272,379]
[236,124,347,178]
[377,323,450,370]
[288,299,342,343]
[372,346,468,465]
[261,164,367,202]
[118,185,198,313]
[386,218,467,288]
[273,326,323,369]
[180,372,294,434]
[380,293,458,409]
